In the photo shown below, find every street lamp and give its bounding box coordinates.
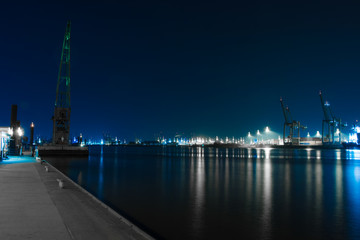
[257,130,261,144]
[265,126,270,133]
[264,126,270,144]
[248,132,252,144]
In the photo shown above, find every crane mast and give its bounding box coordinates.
[280,97,306,145]
[319,90,343,144]
[52,21,71,145]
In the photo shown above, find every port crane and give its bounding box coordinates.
[52,21,71,145]
[280,98,306,145]
[319,90,345,144]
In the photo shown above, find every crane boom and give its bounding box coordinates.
[319,90,345,144]
[280,98,292,124]
[52,21,71,145]
[319,90,333,121]
[280,97,306,145]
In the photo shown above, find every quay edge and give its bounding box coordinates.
[38,145,89,156]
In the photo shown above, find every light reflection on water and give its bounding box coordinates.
[98,145,104,199]
[45,146,360,239]
[261,148,272,239]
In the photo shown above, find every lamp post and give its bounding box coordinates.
[257,130,261,144]
[17,127,23,155]
[30,123,35,156]
[265,126,270,144]
[248,132,252,144]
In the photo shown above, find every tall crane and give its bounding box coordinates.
[52,21,71,145]
[280,98,306,145]
[319,90,344,144]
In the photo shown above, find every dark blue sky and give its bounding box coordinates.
[1,1,360,140]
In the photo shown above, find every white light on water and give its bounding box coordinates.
[355,167,360,182]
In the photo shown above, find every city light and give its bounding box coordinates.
[349,133,358,143]
[17,128,23,137]
[356,126,360,133]
[76,125,285,147]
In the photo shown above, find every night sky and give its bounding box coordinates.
[1,1,360,140]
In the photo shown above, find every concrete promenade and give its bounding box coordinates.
[0,156,151,240]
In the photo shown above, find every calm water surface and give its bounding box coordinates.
[46,146,360,239]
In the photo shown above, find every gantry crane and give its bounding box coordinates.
[52,21,71,145]
[319,90,345,144]
[280,98,306,145]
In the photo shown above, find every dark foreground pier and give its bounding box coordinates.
[0,155,152,240]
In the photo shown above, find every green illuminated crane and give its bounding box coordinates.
[52,21,71,145]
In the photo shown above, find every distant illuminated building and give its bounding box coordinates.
[349,125,360,143]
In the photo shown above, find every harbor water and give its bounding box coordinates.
[45,146,360,239]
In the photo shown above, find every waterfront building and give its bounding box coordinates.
[0,127,11,159]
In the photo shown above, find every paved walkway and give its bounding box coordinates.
[0,156,151,240]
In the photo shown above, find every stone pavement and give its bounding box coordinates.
[0,156,152,240]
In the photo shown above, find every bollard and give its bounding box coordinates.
[45,166,49,172]
[57,179,64,189]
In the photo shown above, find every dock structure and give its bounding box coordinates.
[38,145,88,156]
[0,156,151,240]
[280,97,306,145]
[40,21,88,156]
[319,90,346,144]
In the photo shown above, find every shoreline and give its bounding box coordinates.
[37,157,155,240]
[85,143,348,150]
